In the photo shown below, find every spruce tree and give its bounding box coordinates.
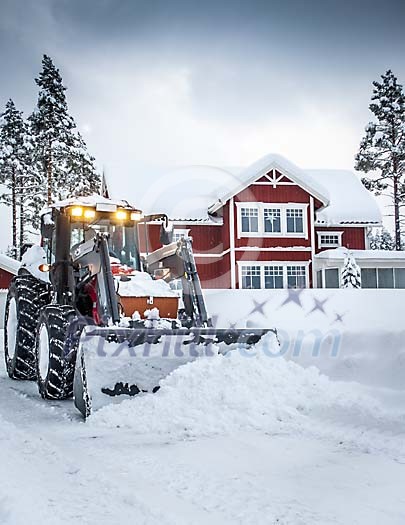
[0,100,36,258]
[369,227,395,250]
[341,253,362,289]
[355,70,405,250]
[29,55,100,206]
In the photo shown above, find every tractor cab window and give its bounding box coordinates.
[70,220,140,270]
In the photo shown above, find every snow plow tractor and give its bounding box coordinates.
[4,196,273,418]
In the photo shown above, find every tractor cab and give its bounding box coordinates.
[39,195,180,324]
[41,197,144,273]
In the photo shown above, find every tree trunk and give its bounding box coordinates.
[47,142,52,205]
[393,175,401,250]
[19,201,24,260]
[11,168,17,259]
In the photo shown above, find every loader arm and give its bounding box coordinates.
[71,233,120,326]
[145,237,211,327]
[178,238,211,327]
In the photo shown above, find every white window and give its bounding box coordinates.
[286,209,304,233]
[264,208,282,233]
[241,207,259,233]
[317,232,343,248]
[360,267,405,289]
[239,263,308,289]
[241,265,261,289]
[287,265,307,289]
[264,265,284,288]
[173,229,190,242]
[236,203,308,238]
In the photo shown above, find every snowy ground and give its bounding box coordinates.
[1,326,405,525]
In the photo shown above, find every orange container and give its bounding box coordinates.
[119,296,179,319]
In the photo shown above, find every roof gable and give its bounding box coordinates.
[208,153,330,214]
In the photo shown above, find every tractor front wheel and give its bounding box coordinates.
[36,305,77,400]
[4,275,50,380]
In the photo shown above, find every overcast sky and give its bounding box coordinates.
[1,0,405,248]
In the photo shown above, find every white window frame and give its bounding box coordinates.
[317,231,343,249]
[240,207,259,234]
[236,202,308,239]
[263,208,282,234]
[240,264,262,289]
[263,264,284,289]
[237,261,310,289]
[286,208,305,235]
[286,264,308,289]
[172,228,190,242]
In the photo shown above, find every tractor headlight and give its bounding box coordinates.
[83,209,96,219]
[115,210,128,221]
[71,206,83,217]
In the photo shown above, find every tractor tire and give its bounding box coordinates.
[36,305,77,400]
[4,274,51,380]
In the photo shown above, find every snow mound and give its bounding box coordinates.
[20,245,49,282]
[90,341,405,455]
[117,271,177,298]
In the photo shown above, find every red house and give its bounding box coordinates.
[138,154,405,289]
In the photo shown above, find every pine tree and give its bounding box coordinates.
[29,55,100,206]
[341,253,362,289]
[355,70,405,251]
[0,100,36,259]
[369,227,395,250]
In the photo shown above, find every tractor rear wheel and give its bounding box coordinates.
[4,274,50,380]
[36,305,77,400]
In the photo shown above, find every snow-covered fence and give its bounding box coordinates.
[204,289,405,390]
[0,291,7,329]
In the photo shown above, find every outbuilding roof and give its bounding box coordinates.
[0,254,20,276]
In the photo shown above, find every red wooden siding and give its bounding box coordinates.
[315,226,366,253]
[194,254,231,289]
[235,183,310,204]
[0,269,14,289]
[137,223,224,255]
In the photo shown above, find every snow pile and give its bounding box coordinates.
[20,245,49,282]
[117,271,177,297]
[90,338,405,457]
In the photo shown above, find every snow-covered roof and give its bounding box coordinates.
[316,248,405,261]
[135,155,380,226]
[0,254,20,275]
[208,154,330,214]
[138,165,238,221]
[42,194,137,215]
[307,170,382,226]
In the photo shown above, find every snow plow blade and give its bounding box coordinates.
[73,325,275,418]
